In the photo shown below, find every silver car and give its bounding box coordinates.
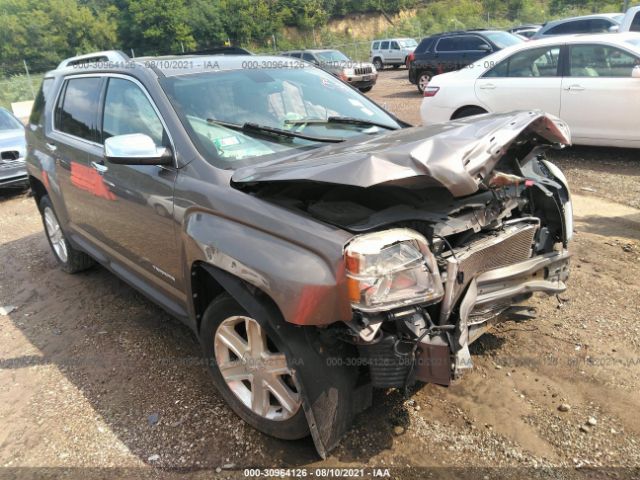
[0,107,27,188]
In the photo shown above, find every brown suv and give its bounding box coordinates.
[26,53,572,457]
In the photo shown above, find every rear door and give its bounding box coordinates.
[49,75,106,234]
[475,44,563,114]
[560,43,640,144]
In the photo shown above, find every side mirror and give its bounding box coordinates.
[104,133,173,166]
[478,44,492,52]
[608,25,619,32]
[633,66,640,78]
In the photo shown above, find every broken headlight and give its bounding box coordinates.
[344,228,444,312]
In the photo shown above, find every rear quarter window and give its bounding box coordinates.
[29,78,54,127]
[415,38,434,54]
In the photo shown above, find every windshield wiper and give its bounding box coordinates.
[206,119,345,143]
[285,116,399,131]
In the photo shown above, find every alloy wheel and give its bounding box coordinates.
[44,206,68,263]
[418,73,431,93]
[214,315,301,421]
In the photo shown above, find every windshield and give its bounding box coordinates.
[0,109,23,131]
[484,31,525,49]
[316,50,351,63]
[161,66,401,169]
[399,39,418,47]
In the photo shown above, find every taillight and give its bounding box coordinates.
[423,86,439,97]
[407,52,415,63]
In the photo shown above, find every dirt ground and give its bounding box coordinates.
[1,69,639,479]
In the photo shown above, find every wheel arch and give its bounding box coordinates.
[450,105,488,120]
[29,175,48,212]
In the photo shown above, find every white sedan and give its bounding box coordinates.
[420,33,640,148]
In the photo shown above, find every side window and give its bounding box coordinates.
[380,41,389,50]
[484,46,560,77]
[588,19,614,33]
[569,44,640,77]
[548,20,584,35]
[372,42,380,50]
[102,78,165,146]
[302,53,316,63]
[390,41,400,50]
[55,77,102,141]
[290,52,302,58]
[457,35,490,51]
[29,78,53,127]
[415,38,433,54]
[632,12,640,32]
[435,37,458,52]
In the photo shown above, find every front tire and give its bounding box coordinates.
[200,294,309,440]
[39,195,94,273]
[359,86,373,93]
[373,57,383,70]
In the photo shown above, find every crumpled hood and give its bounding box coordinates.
[232,110,570,197]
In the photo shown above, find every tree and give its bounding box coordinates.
[118,0,196,55]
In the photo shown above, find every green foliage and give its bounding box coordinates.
[0,73,43,110]
[0,0,118,74]
[118,0,195,55]
[0,0,629,75]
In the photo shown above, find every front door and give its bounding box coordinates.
[560,43,640,144]
[88,76,183,311]
[475,44,562,115]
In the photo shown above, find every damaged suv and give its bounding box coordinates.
[26,54,572,458]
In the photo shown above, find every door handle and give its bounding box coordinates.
[479,83,496,90]
[45,142,57,152]
[91,161,108,175]
[564,84,585,91]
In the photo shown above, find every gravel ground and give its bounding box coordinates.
[1,69,639,479]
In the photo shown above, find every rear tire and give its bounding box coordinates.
[373,57,383,70]
[451,106,488,120]
[200,293,309,440]
[39,195,94,273]
[417,71,432,94]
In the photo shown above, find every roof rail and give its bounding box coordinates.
[56,50,130,69]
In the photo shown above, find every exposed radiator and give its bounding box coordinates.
[449,222,538,283]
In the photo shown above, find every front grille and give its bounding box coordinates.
[454,223,537,281]
[1,150,20,161]
[355,66,372,75]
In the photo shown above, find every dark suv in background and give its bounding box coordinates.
[408,30,523,93]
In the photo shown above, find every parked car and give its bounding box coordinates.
[281,49,377,92]
[620,5,640,32]
[507,24,542,39]
[0,107,27,188]
[532,13,624,39]
[420,33,640,148]
[408,30,524,93]
[26,54,572,458]
[369,37,418,69]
